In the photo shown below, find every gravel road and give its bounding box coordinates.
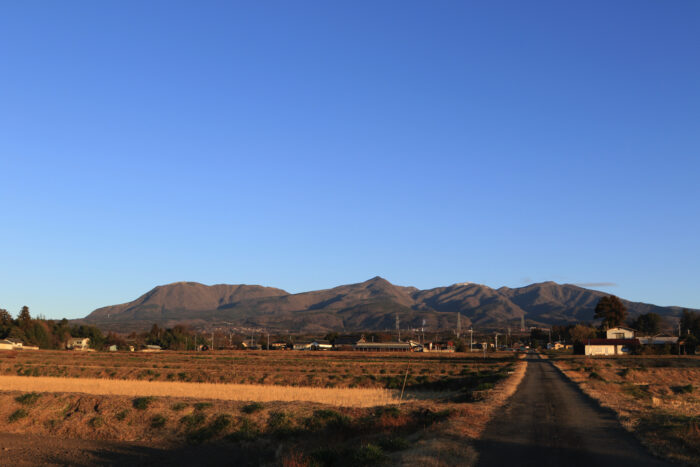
[476,353,668,467]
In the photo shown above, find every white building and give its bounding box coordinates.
[67,337,90,350]
[584,338,637,356]
[606,327,636,339]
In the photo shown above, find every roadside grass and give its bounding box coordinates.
[553,356,700,466]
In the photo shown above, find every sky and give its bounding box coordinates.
[1,1,698,319]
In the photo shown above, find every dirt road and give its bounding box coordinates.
[476,354,668,466]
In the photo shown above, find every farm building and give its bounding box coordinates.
[311,340,333,351]
[422,341,455,352]
[293,342,313,350]
[583,338,638,356]
[270,342,288,350]
[241,340,261,350]
[0,340,17,350]
[354,342,413,352]
[606,327,636,339]
[333,335,366,351]
[67,337,90,350]
[141,344,162,352]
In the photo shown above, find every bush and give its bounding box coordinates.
[133,397,155,410]
[227,417,260,441]
[305,409,351,431]
[115,410,129,421]
[15,392,41,406]
[194,402,213,411]
[180,412,206,428]
[186,414,232,444]
[348,444,386,465]
[671,384,694,394]
[267,410,294,436]
[376,436,410,452]
[9,409,28,422]
[150,414,167,429]
[171,402,188,411]
[241,402,264,414]
[88,416,103,428]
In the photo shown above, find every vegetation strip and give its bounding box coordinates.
[0,375,398,407]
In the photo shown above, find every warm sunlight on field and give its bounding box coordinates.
[0,375,398,407]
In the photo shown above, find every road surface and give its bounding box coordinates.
[476,354,668,467]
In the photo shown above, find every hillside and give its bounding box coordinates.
[81,277,694,333]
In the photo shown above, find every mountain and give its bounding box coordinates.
[81,277,695,333]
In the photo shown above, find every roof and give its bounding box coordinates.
[356,342,411,348]
[334,336,362,345]
[607,326,636,331]
[585,339,639,345]
[313,340,331,345]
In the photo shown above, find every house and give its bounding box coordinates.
[270,342,288,350]
[606,327,636,339]
[423,341,455,353]
[333,335,365,351]
[293,342,313,351]
[0,340,16,350]
[547,341,565,350]
[354,342,413,352]
[241,340,261,350]
[109,345,118,352]
[140,344,162,352]
[584,338,638,356]
[67,337,90,351]
[311,340,333,351]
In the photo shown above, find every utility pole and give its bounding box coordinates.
[469,328,474,352]
[396,313,401,342]
[495,333,499,350]
[267,332,270,351]
[456,312,461,339]
[212,331,215,351]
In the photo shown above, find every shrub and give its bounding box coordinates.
[133,397,155,410]
[267,411,294,436]
[194,402,213,411]
[15,392,41,406]
[348,444,386,465]
[376,436,410,452]
[180,412,206,428]
[171,402,188,411]
[115,410,129,421]
[227,417,260,441]
[305,409,351,431]
[186,414,233,444]
[241,402,264,414]
[150,414,167,429]
[374,406,400,418]
[671,384,694,394]
[9,409,28,423]
[88,416,103,428]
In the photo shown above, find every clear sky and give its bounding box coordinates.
[1,1,698,319]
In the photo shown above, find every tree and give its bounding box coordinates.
[631,312,661,336]
[594,295,627,329]
[0,309,11,325]
[18,306,31,328]
[570,324,597,343]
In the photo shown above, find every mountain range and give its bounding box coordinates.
[80,277,694,333]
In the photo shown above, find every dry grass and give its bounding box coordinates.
[551,355,700,466]
[0,375,397,407]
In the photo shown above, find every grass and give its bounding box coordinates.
[133,396,155,410]
[15,392,41,405]
[9,409,28,422]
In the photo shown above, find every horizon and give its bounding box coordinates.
[1,1,699,319]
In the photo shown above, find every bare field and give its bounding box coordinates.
[0,349,523,466]
[550,354,700,466]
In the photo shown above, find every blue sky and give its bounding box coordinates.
[1,1,698,319]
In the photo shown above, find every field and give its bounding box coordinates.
[549,354,700,466]
[0,349,526,466]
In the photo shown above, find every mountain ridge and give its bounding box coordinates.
[81,278,696,333]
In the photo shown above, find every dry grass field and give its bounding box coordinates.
[0,349,524,466]
[550,354,700,466]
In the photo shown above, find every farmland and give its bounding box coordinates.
[0,350,525,466]
[550,354,700,466]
